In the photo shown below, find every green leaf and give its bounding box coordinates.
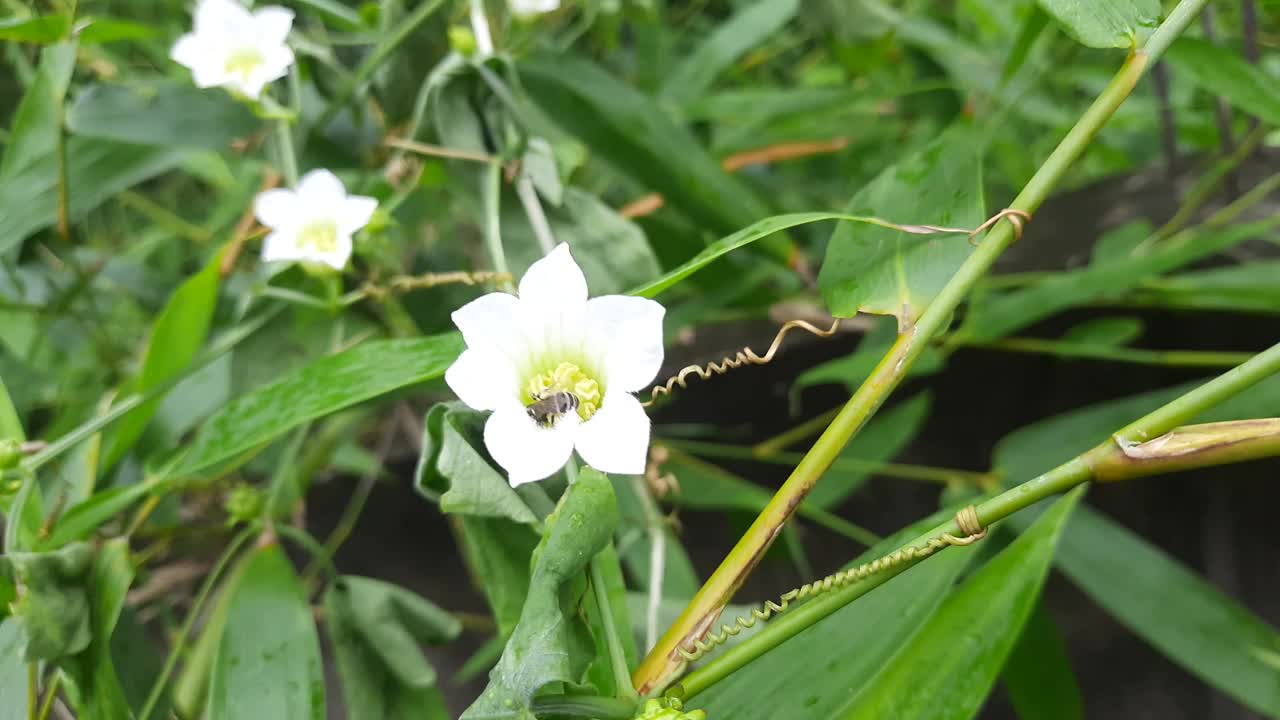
[68,81,259,150]
[462,468,619,720]
[206,543,324,720]
[323,576,458,720]
[965,219,1278,342]
[611,475,700,600]
[75,17,157,44]
[0,14,69,43]
[1057,506,1280,717]
[59,539,135,720]
[2,543,94,661]
[415,403,537,525]
[658,0,800,107]
[1001,602,1084,720]
[1,43,76,180]
[630,212,954,298]
[1165,38,1280,126]
[1132,261,1280,314]
[1060,316,1143,347]
[818,125,985,322]
[39,481,157,550]
[690,506,976,719]
[518,53,789,263]
[841,488,1083,719]
[1000,4,1051,84]
[505,188,661,296]
[105,250,223,469]
[181,334,463,474]
[0,374,24,441]
[0,619,28,720]
[584,543,636,697]
[1035,0,1159,48]
[457,516,541,638]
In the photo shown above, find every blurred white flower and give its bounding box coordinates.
[253,170,377,271]
[509,0,560,17]
[446,244,665,486]
[170,0,295,100]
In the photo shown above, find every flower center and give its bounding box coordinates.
[224,47,265,81]
[525,361,601,423]
[296,220,339,253]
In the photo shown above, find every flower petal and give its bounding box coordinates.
[169,33,204,70]
[253,188,299,230]
[247,44,294,96]
[586,295,665,393]
[451,291,522,354]
[575,392,649,475]
[445,348,516,412]
[252,5,294,44]
[484,403,578,486]
[518,243,587,310]
[194,0,253,35]
[260,230,300,263]
[338,195,378,235]
[312,233,353,270]
[296,169,348,207]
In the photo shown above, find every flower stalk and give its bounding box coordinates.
[632,0,1212,694]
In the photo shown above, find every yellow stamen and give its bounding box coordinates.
[223,48,264,81]
[526,361,601,421]
[296,220,339,253]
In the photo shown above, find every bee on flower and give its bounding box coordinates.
[446,244,665,486]
[170,0,296,100]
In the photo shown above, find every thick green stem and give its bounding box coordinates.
[678,339,1280,698]
[632,0,1210,694]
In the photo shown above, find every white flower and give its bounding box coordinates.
[253,170,378,270]
[446,244,665,486]
[510,0,559,17]
[170,0,295,100]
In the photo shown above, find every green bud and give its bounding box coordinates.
[224,483,265,525]
[449,25,478,57]
[634,697,707,720]
[0,438,21,469]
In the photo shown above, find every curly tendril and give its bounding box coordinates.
[676,505,988,663]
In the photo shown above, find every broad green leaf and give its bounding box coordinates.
[1060,316,1143,346]
[75,17,157,44]
[462,468,619,720]
[415,402,537,525]
[1132,261,1280,315]
[0,14,68,42]
[1036,0,1159,48]
[659,0,800,107]
[611,475,699,600]
[181,334,463,474]
[59,540,134,720]
[841,488,1083,719]
[1165,39,1280,126]
[1001,602,1083,720]
[1,543,94,661]
[964,219,1279,342]
[0,619,28,720]
[1,43,76,180]
[207,543,324,720]
[68,81,259,150]
[505,188,661,296]
[323,576,458,720]
[630,213,960,298]
[456,516,541,638]
[173,552,250,718]
[818,126,984,322]
[109,608,169,717]
[797,317,945,392]
[1057,507,1280,717]
[518,53,791,263]
[105,250,223,469]
[690,506,976,719]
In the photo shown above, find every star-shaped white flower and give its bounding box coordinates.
[253,170,378,270]
[446,244,665,486]
[510,0,560,17]
[170,0,295,100]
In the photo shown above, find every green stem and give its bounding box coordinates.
[482,160,512,285]
[749,407,840,458]
[309,0,448,134]
[137,527,256,720]
[678,339,1280,699]
[34,672,59,720]
[275,117,299,188]
[591,554,639,701]
[632,0,1210,693]
[951,337,1253,369]
[26,663,37,720]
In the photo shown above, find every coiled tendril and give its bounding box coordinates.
[677,505,987,663]
[640,318,842,408]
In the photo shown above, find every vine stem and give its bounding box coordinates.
[631,0,1212,694]
[677,341,1280,699]
[482,160,513,288]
